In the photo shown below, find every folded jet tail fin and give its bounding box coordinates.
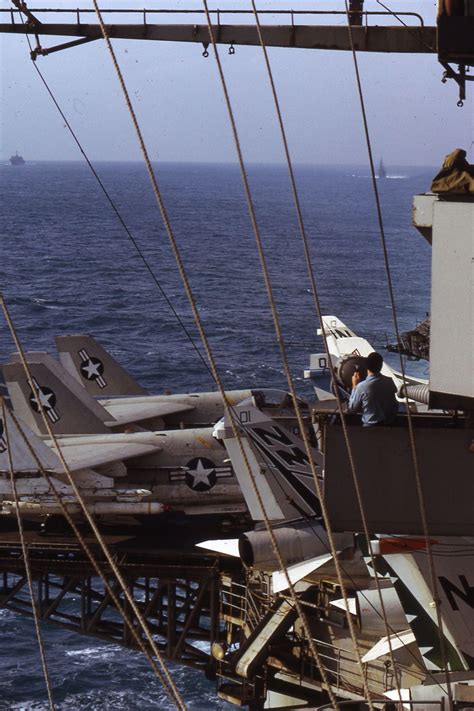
[2,357,112,436]
[0,405,61,473]
[214,395,323,522]
[320,315,404,390]
[55,334,148,397]
[370,536,474,672]
[10,351,111,421]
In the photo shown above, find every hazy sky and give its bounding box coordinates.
[1,0,473,165]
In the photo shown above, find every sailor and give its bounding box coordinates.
[348,352,398,426]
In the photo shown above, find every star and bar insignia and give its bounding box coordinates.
[28,377,60,423]
[169,457,233,492]
[78,348,107,389]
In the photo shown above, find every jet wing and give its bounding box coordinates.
[196,539,240,557]
[272,553,334,594]
[99,396,195,426]
[45,433,162,472]
[362,630,416,663]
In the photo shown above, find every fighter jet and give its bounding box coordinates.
[0,353,252,520]
[195,394,455,700]
[0,405,164,517]
[195,393,361,592]
[55,334,253,429]
[304,315,429,414]
[0,396,247,522]
[3,348,252,433]
[203,386,474,706]
[365,534,474,677]
[1,357,308,522]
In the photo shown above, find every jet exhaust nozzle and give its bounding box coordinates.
[239,520,331,571]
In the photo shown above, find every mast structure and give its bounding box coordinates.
[2,2,472,101]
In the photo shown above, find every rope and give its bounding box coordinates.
[13,1,441,704]
[343,3,454,703]
[17,10,212,384]
[201,2,385,706]
[247,4,407,702]
[3,404,178,702]
[87,2,346,704]
[14,1,339,704]
[12,3,326,702]
[305,519,450,696]
[0,295,186,710]
[1,398,56,711]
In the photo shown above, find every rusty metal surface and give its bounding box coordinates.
[0,22,436,53]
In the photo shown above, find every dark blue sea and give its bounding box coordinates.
[0,160,433,708]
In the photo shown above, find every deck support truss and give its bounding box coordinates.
[0,542,227,673]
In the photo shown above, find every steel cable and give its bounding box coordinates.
[246,3,409,703]
[0,400,179,696]
[88,1,347,704]
[16,9,212,384]
[0,295,186,710]
[201,1,384,705]
[343,2,454,703]
[1,398,56,711]
[9,2,337,705]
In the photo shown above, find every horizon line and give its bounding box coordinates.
[2,158,438,169]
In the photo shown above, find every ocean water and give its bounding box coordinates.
[0,160,433,708]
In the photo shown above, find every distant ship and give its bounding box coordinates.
[377,158,387,178]
[9,152,25,166]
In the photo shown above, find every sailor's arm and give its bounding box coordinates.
[347,372,362,413]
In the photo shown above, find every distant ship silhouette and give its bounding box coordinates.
[377,158,387,178]
[10,152,25,166]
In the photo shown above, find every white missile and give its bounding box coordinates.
[1,501,164,515]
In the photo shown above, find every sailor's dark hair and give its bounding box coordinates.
[366,351,383,373]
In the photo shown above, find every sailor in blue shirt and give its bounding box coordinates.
[348,352,398,426]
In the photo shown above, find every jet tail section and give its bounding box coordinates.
[214,396,323,521]
[10,352,111,422]
[321,315,398,379]
[0,406,61,473]
[371,536,474,672]
[3,359,111,436]
[56,335,148,396]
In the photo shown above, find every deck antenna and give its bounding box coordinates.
[344,1,454,704]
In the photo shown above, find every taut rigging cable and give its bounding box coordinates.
[2,397,181,705]
[343,0,454,702]
[0,295,186,711]
[6,2,452,708]
[1,398,56,711]
[18,11,212,384]
[89,1,345,705]
[248,2,406,704]
[202,1,386,705]
[10,1,336,705]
